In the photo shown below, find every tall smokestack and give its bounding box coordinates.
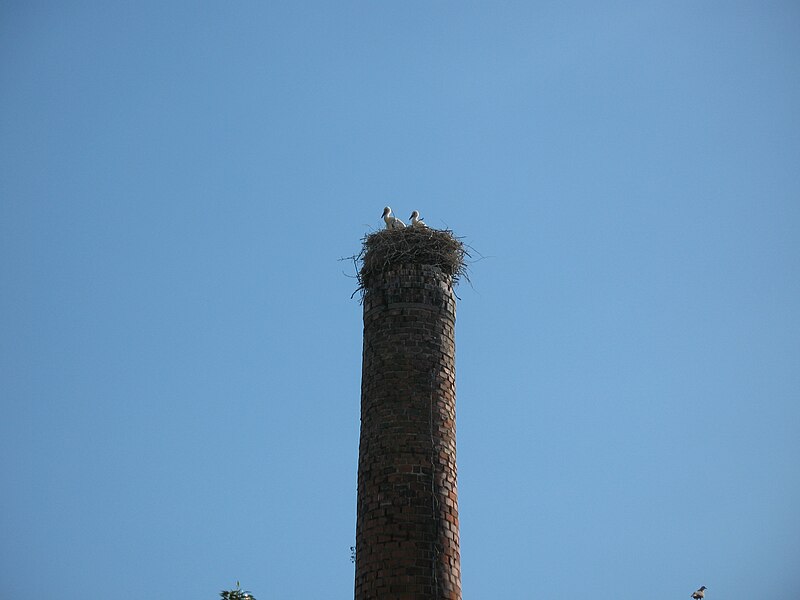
[354,227,465,599]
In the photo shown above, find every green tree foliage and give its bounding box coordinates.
[220,581,256,600]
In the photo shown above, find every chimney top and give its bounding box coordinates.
[356,227,467,295]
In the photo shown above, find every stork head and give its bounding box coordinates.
[382,206,391,217]
[699,587,707,591]
[409,210,419,219]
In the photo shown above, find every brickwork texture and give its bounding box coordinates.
[355,258,462,600]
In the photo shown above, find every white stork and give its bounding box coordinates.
[381,206,406,229]
[408,210,427,228]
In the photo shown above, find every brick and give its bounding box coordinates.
[355,254,462,600]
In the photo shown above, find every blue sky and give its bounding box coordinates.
[1,2,799,598]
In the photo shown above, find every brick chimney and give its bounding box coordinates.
[354,228,464,599]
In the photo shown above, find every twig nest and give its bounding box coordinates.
[355,227,468,296]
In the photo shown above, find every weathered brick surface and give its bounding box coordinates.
[355,262,462,600]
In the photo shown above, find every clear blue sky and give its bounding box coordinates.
[2,2,798,598]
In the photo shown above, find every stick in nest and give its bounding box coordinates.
[345,227,471,301]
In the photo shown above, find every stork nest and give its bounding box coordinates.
[347,226,470,300]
